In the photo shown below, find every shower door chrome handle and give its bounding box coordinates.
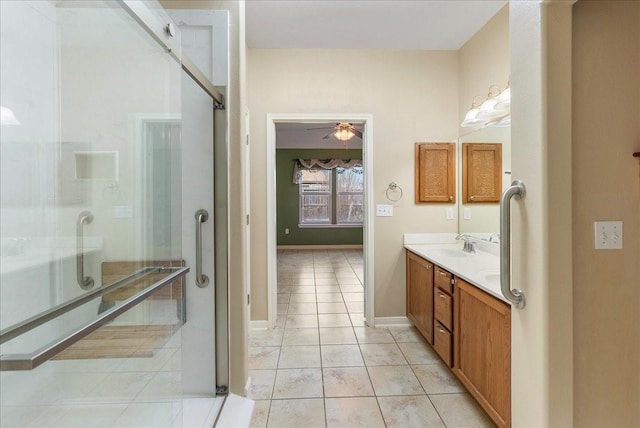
[500,180,526,309]
[76,211,95,290]
[195,209,210,288]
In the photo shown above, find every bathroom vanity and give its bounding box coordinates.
[405,235,511,428]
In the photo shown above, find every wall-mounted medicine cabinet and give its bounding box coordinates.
[462,143,502,203]
[414,142,456,204]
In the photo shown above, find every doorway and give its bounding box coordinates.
[266,114,374,328]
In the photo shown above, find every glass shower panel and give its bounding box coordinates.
[180,70,216,396]
[0,1,184,427]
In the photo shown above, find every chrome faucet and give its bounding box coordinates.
[456,234,476,253]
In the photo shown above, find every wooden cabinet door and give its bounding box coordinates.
[462,143,502,203]
[406,251,433,343]
[415,142,456,203]
[454,278,511,428]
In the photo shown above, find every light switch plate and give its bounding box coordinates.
[376,204,393,217]
[594,221,623,249]
[463,208,471,220]
[114,205,132,218]
[446,208,454,220]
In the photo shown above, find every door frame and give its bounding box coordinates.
[266,113,375,328]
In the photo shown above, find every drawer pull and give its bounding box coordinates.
[439,271,448,277]
[438,292,447,298]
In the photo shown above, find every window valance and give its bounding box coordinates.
[293,158,363,184]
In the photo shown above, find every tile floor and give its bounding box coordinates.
[249,249,495,428]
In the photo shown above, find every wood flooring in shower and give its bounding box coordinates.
[51,324,178,360]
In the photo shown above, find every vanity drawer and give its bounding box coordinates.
[434,320,452,367]
[434,288,453,331]
[434,266,454,294]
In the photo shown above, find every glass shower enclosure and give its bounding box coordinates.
[0,1,222,426]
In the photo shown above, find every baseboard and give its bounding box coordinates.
[374,316,412,327]
[277,244,363,250]
[250,320,270,330]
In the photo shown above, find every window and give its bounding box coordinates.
[299,166,363,226]
[299,169,332,224]
[336,166,364,223]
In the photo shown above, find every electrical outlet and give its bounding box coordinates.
[376,204,393,217]
[463,208,471,220]
[285,228,290,235]
[594,221,623,249]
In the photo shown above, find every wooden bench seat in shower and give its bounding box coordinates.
[51,261,186,361]
[51,324,178,360]
[101,260,184,302]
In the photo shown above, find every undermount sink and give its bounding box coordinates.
[480,271,501,287]
[429,248,469,258]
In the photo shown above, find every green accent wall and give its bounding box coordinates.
[277,148,363,246]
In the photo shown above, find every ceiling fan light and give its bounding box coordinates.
[335,128,355,141]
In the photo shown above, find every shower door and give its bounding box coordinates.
[180,69,217,397]
[0,1,187,427]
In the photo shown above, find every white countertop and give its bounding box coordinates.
[1,237,103,276]
[404,235,506,304]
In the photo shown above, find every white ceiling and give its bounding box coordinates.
[252,1,507,149]
[276,122,363,149]
[246,0,507,50]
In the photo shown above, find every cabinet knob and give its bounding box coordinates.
[470,195,475,201]
[449,195,453,201]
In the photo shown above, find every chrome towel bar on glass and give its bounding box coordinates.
[0,266,189,371]
[499,180,526,309]
[195,209,210,288]
[76,210,94,290]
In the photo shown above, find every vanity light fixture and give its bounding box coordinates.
[494,80,511,111]
[461,95,487,127]
[461,80,511,128]
[490,115,511,128]
[476,85,505,119]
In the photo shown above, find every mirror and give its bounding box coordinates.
[457,124,511,233]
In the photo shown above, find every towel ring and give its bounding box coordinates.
[386,182,403,202]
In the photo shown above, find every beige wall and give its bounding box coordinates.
[572,1,640,425]
[161,0,249,394]
[457,5,510,234]
[248,49,459,320]
[458,5,510,131]
[510,1,575,425]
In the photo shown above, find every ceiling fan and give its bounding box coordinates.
[307,122,362,141]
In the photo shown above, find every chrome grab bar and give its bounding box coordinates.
[500,180,526,309]
[76,211,94,290]
[195,209,209,288]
